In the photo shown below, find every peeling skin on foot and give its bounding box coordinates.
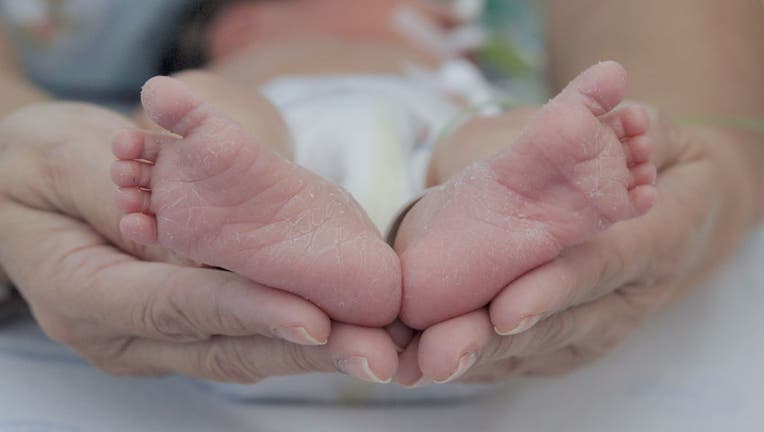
[113,58,653,331]
[114,76,403,326]
[395,62,656,329]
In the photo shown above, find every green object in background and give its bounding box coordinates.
[476,0,542,78]
[478,36,534,77]
[483,0,525,29]
[677,115,764,137]
[474,1,764,138]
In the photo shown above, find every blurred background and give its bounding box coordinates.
[0,0,549,108]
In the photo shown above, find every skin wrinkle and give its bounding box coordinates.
[218,175,309,228]
[202,337,263,383]
[458,207,562,292]
[650,169,714,278]
[58,250,135,318]
[211,277,256,336]
[222,207,371,289]
[159,164,317,255]
[177,147,260,205]
[465,176,567,256]
[130,267,176,339]
[155,93,208,137]
[237,169,307,221]
[161,135,246,187]
[24,141,82,214]
[94,336,143,376]
[452,169,549,240]
[184,135,248,184]
[140,267,205,340]
[526,124,623,229]
[0,105,106,213]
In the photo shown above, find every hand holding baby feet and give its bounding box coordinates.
[395,61,657,329]
[111,76,401,326]
[396,104,717,386]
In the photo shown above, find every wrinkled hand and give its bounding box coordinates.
[396,107,758,385]
[0,103,398,383]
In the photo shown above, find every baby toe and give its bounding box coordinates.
[629,185,658,217]
[113,129,170,162]
[629,162,658,188]
[111,160,153,188]
[113,187,152,214]
[625,135,654,167]
[119,213,158,246]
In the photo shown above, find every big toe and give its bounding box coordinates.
[141,76,203,135]
[557,60,628,117]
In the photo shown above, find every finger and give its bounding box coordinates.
[88,261,332,345]
[416,310,494,383]
[489,237,636,336]
[463,323,633,382]
[1,105,187,264]
[483,294,645,366]
[638,104,689,170]
[394,334,428,387]
[115,323,398,384]
[0,202,332,345]
[460,345,599,382]
[419,294,645,383]
[490,126,705,336]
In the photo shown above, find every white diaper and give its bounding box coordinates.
[204,61,498,404]
[261,59,497,235]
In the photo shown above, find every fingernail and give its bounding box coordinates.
[273,326,327,346]
[494,314,542,336]
[402,375,432,389]
[336,356,391,384]
[433,351,477,384]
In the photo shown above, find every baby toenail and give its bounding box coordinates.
[336,356,391,384]
[272,325,327,346]
[494,314,542,336]
[433,352,478,384]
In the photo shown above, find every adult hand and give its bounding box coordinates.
[0,103,398,384]
[396,107,762,385]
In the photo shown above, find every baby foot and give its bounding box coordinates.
[395,61,657,329]
[111,77,401,326]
